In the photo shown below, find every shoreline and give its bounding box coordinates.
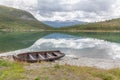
[0,29,120,33]
[48,30,120,33]
[1,53,120,69]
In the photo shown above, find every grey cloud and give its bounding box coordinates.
[37,0,116,18]
[75,0,115,12]
[38,0,115,12]
[0,0,119,21]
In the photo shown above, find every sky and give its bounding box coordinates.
[0,0,120,22]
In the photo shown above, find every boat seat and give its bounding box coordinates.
[47,53,54,58]
[28,54,36,60]
[38,54,46,59]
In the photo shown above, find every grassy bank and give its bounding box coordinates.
[0,60,120,80]
[0,60,25,80]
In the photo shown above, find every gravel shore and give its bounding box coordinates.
[0,52,120,69]
[56,56,120,69]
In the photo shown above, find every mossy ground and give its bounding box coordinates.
[0,60,120,80]
[0,60,25,80]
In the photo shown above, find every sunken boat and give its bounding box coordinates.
[13,50,65,63]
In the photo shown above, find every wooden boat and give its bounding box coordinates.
[13,50,65,63]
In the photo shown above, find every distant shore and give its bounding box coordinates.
[47,30,120,33]
[0,29,120,33]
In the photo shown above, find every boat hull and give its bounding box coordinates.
[13,50,65,63]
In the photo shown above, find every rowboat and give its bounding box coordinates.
[13,50,65,63]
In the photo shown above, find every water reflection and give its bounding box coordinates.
[28,33,120,60]
[0,31,50,52]
[65,32,120,43]
[1,32,120,60]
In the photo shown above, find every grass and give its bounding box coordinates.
[0,60,120,80]
[0,60,25,80]
[0,59,12,67]
[33,64,120,80]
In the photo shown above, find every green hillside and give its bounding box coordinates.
[59,19,120,31]
[0,5,52,31]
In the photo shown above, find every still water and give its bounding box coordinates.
[26,33,120,60]
[1,32,120,60]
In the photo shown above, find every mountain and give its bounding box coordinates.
[59,18,120,31]
[0,5,52,31]
[43,20,85,28]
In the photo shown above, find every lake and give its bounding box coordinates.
[0,32,120,60]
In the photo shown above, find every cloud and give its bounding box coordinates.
[0,0,120,22]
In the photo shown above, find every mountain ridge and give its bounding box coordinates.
[43,20,85,28]
[59,18,120,31]
[0,5,120,31]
